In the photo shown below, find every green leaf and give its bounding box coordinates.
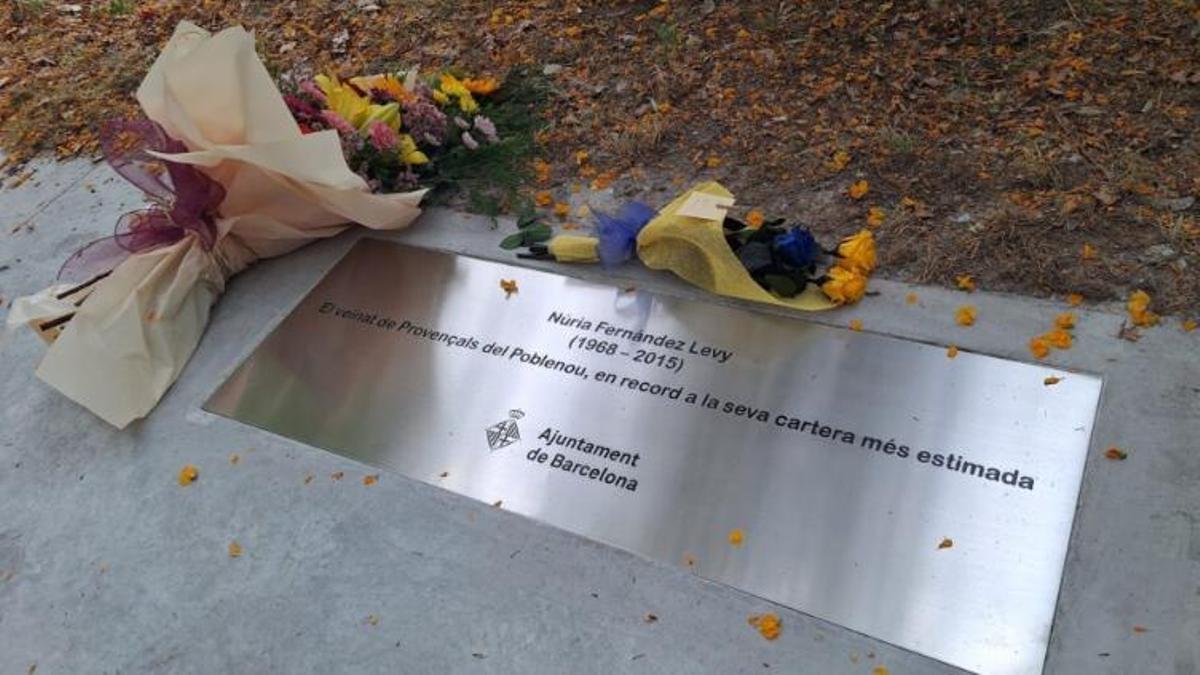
[523,223,553,244]
[499,232,527,250]
[762,274,799,298]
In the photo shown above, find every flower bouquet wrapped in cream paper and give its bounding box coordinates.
[11,21,427,428]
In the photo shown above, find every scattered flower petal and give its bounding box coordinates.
[947,344,959,358]
[1044,376,1062,386]
[1081,243,1098,260]
[937,538,954,549]
[728,529,745,547]
[178,464,198,486]
[866,206,886,227]
[1184,319,1198,332]
[1055,312,1076,330]
[366,614,380,626]
[905,292,919,305]
[1104,447,1128,461]
[363,474,378,486]
[1029,336,1050,359]
[553,202,570,219]
[956,275,976,292]
[849,319,863,332]
[574,149,590,166]
[534,190,553,207]
[1067,293,1084,306]
[227,541,242,558]
[1044,329,1073,349]
[745,209,765,229]
[1127,290,1159,327]
[1132,625,1148,634]
[955,305,977,326]
[748,613,782,641]
[848,180,869,199]
[500,279,518,299]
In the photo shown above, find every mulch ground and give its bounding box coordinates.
[2,0,1197,314]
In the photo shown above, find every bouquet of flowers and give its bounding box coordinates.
[510,182,876,310]
[8,21,536,429]
[281,67,538,206]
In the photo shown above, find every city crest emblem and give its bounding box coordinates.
[485,409,524,451]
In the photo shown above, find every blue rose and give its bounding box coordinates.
[772,227,820,269]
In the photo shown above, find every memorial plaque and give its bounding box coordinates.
[207,239,1102,674]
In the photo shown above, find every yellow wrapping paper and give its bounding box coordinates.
[15,22,426,428]
[636,182,836,311]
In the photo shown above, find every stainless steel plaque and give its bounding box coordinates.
[207,239,1101,675]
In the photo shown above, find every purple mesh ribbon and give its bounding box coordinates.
[58,119,226,281]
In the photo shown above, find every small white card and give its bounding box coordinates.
[675,192,735,221]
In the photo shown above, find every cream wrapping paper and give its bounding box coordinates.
[13,21,425,428]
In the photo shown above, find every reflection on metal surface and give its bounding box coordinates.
[206,239,1101,674]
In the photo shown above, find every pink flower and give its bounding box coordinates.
[368,121,399,151]
[454,116,471,130]
[321,110,356,135]
[300,80,328,104]
[461,131,480,150]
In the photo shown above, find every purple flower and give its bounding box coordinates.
[461,132,480,150]
[454,116,470,130]
[368,121,398,151]
[473,115,499,143]
[402,97,448,146]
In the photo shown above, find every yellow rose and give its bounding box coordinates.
[821,265,868,305]
[836,229,876,273]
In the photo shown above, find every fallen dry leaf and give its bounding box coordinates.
[1116,321,1142,343]
[331,471,345,481]
[500,279,519,299]
[937,538,953,549]
[1104,447,1128,461]
[644,613,658,624]
[1132,625,1148,634]
[366,614,380,626]
[827,149,851,172]
[1044,376,1062,386]
[229,453,240,465]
